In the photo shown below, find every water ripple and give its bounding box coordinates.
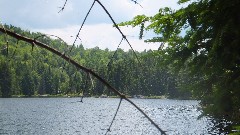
[0,98,231,135]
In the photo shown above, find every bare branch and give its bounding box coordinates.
[95,0,142,67]
[131,0,143,8]
[107,37,124,67]
[105,98,122,135]
[58,0,68,13]
[0,26,166,135]
[70,0,96,53]
[34,34,66,44]
[80,72,90,102]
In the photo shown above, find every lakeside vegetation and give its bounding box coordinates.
[119,0,240,126]
[0,25,190,99]
[0,0,240,133]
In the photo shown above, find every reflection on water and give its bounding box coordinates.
[0,98,231,134]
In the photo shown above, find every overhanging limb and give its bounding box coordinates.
[0,27,166,135]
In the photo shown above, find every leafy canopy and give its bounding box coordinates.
[119,0,240,120]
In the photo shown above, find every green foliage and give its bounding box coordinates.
[177,0,191,4]
[229,125,240,135]
[0,60,12,97]
[0,25,189,99]
[119,0,240,121]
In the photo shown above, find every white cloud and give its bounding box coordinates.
[1,0,180,51]
[29,0,179,51]
[0,0,181,28]
[33,23,160,51]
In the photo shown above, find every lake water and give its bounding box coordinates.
[0,98,231,135]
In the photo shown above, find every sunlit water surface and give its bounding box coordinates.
[0,98,231,134]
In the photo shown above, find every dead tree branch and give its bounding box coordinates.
[107,37,124,67]
[58,0,68,13]
[0,27,166,135]
[131,0,143,8]
[105,98,122,135]
[69,0,96,53]
[95,0,142,67]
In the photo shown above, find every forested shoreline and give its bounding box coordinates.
[1,11,240,127]
[0,25,190,99]
[1,0,240,133]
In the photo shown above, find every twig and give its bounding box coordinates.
[34,34,71,58]
[34,34,66,44]
[0,20,166,135]
[80,72,90,102]
[105,98,122,135]
[95,0,142,67]
[124,98,166,134]
[131,0,143,8]
[58,0,68,13]
[69,0,96,53]
[107,37,124,67]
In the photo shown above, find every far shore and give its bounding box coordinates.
[2,94,169,99]
[1,95,194,100]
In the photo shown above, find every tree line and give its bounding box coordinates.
[0,25,190,99]
[1,0,239,131]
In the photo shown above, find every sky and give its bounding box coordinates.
[0,0,181,51]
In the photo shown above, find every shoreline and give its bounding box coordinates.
[0,95,195,100]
